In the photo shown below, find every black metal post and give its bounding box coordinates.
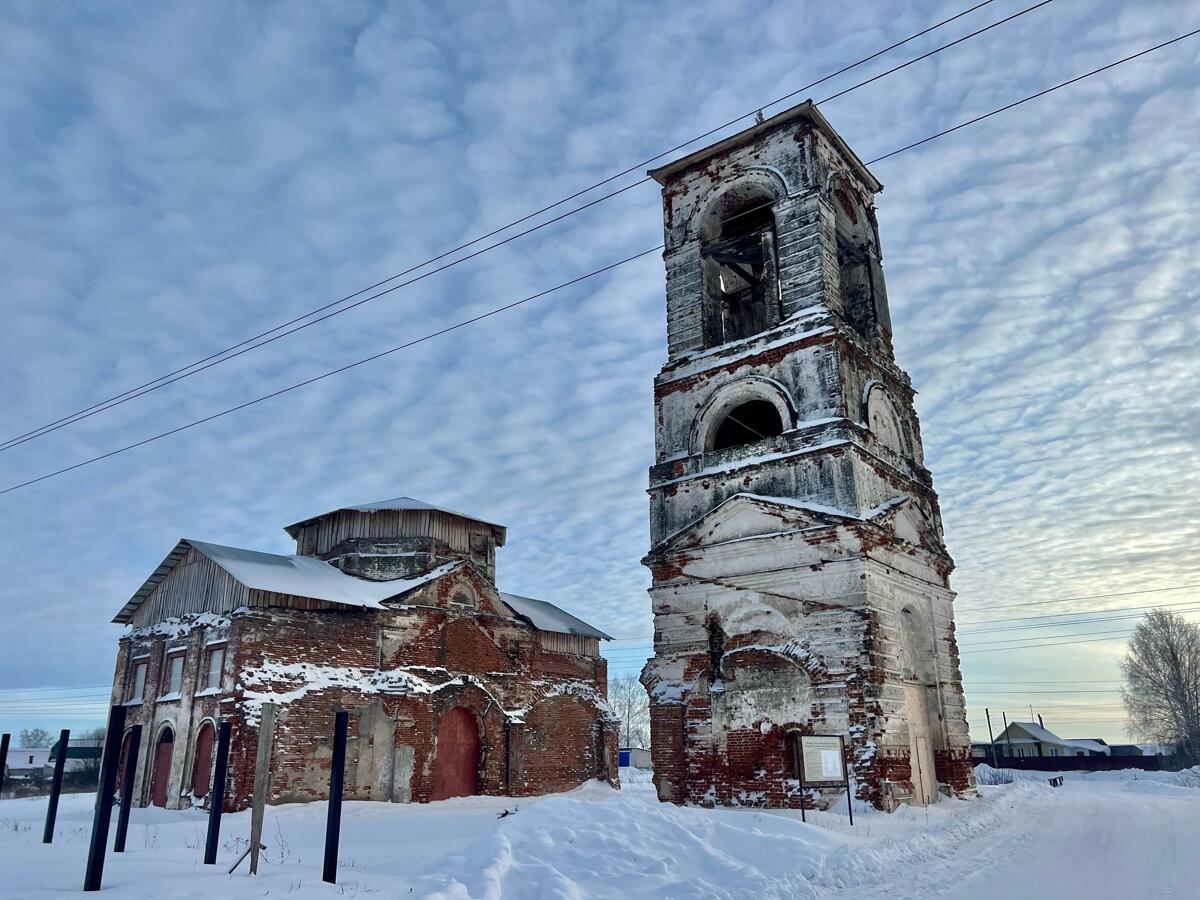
[841,735,853,827]
[797,741,807,824]
[113,724,141,853]
[204,721,232,865]
[0,732,9,798]
[43,728,71,844]
[83,704,126,892]
[322,710,348,884]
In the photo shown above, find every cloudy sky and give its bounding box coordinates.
[1,0,1197,745]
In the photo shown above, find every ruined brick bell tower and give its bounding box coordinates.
[640,102,975,810]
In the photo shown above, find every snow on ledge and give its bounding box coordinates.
[238,661,609,728]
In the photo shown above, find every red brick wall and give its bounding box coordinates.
[113,577,617,811]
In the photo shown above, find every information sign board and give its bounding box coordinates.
[800,734,847,785]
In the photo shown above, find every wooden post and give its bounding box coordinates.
[248,703,277,876]
[83,704,127,891]
[0,733,9,798]
[113,724,142,852]
[204,721,232,865]
[43,728,71,843]
[985,708,999,768]
[323,710,349,884]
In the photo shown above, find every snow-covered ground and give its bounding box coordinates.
[1,766,1196,898]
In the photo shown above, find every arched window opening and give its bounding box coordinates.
[833,188,890,341]
[450,591,475,608]
[191,722,216,799]
[711,400,783,452]
[700,192,780,346]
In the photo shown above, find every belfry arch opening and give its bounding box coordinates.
[833,187,891,341]
[710,400,783,452]
[698,185,781,347]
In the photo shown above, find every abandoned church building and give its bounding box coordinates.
[107,498,617,811]
[639,102,975,810]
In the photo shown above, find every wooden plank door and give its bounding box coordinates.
[431,708,480,801]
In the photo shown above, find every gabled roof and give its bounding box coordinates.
[113,538,460,624]
[283,496,506,541]
[1004,721,1067,745]
[501,592,611,640]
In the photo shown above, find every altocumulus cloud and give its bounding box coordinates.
[0,0,1197,741]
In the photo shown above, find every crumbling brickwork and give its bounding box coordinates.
[641,102,975,811]
[110,501,618,811]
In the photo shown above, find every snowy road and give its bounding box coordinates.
[0,767,1196,897]
[836,776,1200,899]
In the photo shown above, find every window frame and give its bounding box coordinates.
[161,651,185,698]
[129,659,149,703]
[204,645,226,691]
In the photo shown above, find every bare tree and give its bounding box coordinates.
[75,726,107,780]
[20,727,51,748]
[608,675,651,748]
[1121,610,1200,765]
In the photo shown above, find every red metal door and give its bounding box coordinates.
[431,707,480,801]
[151,729,174,807]
[191,724,215,798]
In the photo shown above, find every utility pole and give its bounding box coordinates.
[1002,711,1013,758]
[985,708,998,767]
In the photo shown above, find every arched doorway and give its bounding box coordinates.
[431,707,480,801]
[150,726,175,808]
[191,723,216,799]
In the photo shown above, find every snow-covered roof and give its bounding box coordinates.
[501,593,611,640]
[1007,721,1068,746]
[114,538,460,623]
[284,497,505,537]
[5,748,50,770]
[190,540,457,607]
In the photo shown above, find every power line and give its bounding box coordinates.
[863,26,1200,166]
[960,689,1120,694]
[957,582,1200,619]
[959,602,1200,634]
[961,626,1138,648]
[5,23,1196,498]
[0,0,1042,455]
[961,633,1136,654]
[0,246,661,495]
[0,684,111,695]
[964,680,1122,684]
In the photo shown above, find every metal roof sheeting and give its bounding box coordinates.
[283,496,505,536]
[114,539,610,642]
[501,592,612,640]
[188,540,458,608]
[113,539,460,623]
